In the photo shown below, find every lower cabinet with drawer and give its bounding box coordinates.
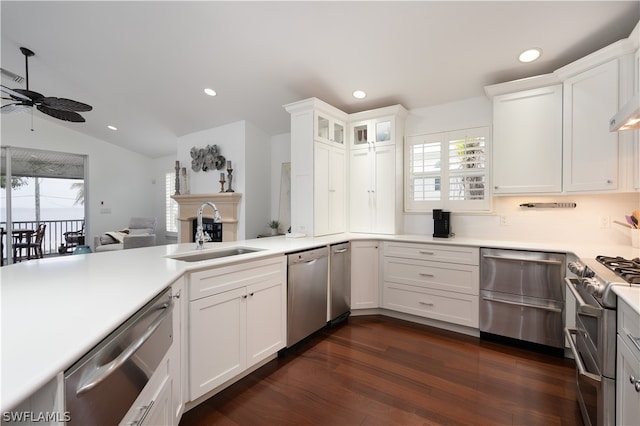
[187,256,287,401]
[617,298,640,425]
[382,242,479,328]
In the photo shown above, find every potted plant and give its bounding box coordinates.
[268,220,280,236]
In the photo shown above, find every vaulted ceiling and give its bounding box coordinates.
[1,1,639,158]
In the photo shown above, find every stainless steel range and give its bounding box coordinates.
[565,255,637,426]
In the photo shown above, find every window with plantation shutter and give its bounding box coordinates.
[165,171,178,233]
[405,126,490,212]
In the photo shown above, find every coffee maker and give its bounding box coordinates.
[433,209,453,238]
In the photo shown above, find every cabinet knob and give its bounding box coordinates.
[494,186,499,190]
[242,295,248,299]
[631,376,640,392]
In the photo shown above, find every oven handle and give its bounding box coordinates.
[564,327,602,386]
[481,295,562,312]
[482,254,563,266]
[76,298,174,396]
[564,277,602,318]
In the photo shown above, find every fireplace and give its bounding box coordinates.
[172,193,241,243]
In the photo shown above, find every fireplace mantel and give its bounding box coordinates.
[172,193,242,243]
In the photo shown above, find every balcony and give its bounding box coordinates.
[1,219,85,265]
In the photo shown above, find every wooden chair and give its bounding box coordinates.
[13,224,46,261]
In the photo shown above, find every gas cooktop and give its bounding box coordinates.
[596,255,640,285]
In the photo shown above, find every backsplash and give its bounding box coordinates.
[403,193,640,246]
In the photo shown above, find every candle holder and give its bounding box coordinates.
[226,167,234,192]
[174,161,181,195]
[219,173,226,193]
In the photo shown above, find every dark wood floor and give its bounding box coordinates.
[180,315,582,426]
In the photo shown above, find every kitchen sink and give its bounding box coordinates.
[169,247,263,262]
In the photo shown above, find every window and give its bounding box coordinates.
[165,171,178,233]
[405,127,490,212]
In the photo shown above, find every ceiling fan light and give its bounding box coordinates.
[204,88,217,97]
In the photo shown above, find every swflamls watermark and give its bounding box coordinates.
[1,411,71,422]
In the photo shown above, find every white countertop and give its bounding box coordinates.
[2,232,639,411]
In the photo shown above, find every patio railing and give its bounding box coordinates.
[1,219,85,260]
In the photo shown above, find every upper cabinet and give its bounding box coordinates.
[492,85,563,194]
[315,111,345,146]
[562,59,619,192]
[350,116,396,150]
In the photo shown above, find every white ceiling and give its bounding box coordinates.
[1,1,639,159]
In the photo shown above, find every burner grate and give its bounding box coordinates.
[596,255,640,285]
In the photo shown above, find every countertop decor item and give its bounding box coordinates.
[268,220,280,235]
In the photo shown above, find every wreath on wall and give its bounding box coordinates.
[190,145,226,172]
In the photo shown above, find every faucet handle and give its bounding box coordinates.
[202,231,212,242]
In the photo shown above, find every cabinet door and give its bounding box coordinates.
[142,375,172,426]
[350,150,373,232]
[329,147,346,234]
[170,279,185,424]
[189,287,246,400]
[372,145,396,234]
[350,241,379,309]
[617,335,640,426]
[563,60,619,192]
[492,85,563,194]
[315,112,345,146]
[246,279,285,367]
[314,142,331,236]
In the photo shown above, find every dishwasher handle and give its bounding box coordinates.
[482,253,563,266]
[76,297,174,395]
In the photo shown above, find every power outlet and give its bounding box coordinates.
[500,215,508,226]
[600,215,610,229]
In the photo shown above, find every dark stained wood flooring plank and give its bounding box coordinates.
[180,315,582,426]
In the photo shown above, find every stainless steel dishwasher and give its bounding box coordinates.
[329,242,351,325]
[287,246,329,347]
[480,248,566,348]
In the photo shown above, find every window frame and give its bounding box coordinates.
[404,126,491,213]
[165,170,178,234]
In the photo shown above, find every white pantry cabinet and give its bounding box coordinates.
[314,141,346,236]
[382,242,479,328]
[492,85,563,194]
[350,240,380,310]
[350,116,396,150]
[285,98,349,236]
[617,298,640,425]
[188,256,286,401]
[563,59,619,192]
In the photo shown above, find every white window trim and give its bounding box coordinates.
[404,126,491,213]
[165,170,178,234]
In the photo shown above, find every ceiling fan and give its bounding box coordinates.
[1,47,92,122]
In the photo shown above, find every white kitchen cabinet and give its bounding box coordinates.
[492,85,563,194]
[563,59,619,192]
[382,242,480,328]
[314,141,346,235]
[350,240,380,310]
[617,298,640,425]
[350,116,395,150]
[188,256,286,401]
[350,145,396,234]
[315,111,345,146]
[285,98,349,236]
[170,278,185,425]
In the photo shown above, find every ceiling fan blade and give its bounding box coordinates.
[37,104,85,122]
[40,97,92,112]
[1,84,31,101]
[1,103,30,115]
[13,88,44,102]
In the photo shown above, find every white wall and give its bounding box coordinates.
[244,121,271,238]
[1,114,157,247]
[270,133,291,231]
[403,97,640,247]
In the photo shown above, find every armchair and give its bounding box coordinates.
[95,217,157,252]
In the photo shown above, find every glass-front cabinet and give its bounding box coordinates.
[350,116,394,149]
[315,112,345,146]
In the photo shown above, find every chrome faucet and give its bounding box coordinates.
[195,201,221,249]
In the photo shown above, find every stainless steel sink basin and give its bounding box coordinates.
[170,247,263,262]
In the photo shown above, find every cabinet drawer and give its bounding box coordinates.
[383,241,479,265]
[383,283,478,328]
[618,299,640,356]
[189,256,286,301]
[383,257,478,295]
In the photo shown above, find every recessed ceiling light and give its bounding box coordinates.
[518,48,542,63]
[107,125,117,131]
[204,88,217,97]
[353,90,366,99]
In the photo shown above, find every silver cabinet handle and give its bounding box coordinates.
[628,333,640,353]
[565,278,602,318]
[564,328,601,386]
[482,254,563,265]
[418,251,435,255]
[418,301,434,306]
[482,295,562,313]
[76,298,174,395]
[419,273,434,277]
[630,375,640,392]
[334,248,348,253]
[127,400,155,426]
